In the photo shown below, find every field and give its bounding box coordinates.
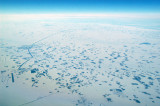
[0,14,160,106]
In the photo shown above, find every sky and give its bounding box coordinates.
[0,0,160,14]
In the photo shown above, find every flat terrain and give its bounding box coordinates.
[0,15,160,106]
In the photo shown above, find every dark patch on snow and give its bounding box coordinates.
[133,99,141,103]
[31,68,39,73]
[139,42,151,45]
[131,83,138,85]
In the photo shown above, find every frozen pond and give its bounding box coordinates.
[0,15,160,106]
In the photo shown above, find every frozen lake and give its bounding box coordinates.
[0,14,160,106]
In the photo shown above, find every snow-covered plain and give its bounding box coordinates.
[0,14,160,106]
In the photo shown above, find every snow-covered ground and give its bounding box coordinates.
[0,14,160,106]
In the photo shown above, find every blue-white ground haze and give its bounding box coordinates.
[0,14,160,106]
[0,0,160,106]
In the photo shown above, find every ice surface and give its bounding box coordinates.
[0,15,160,106]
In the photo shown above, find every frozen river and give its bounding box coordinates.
[0,14,160,106]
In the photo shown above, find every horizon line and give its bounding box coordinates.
[1,13,160,19]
